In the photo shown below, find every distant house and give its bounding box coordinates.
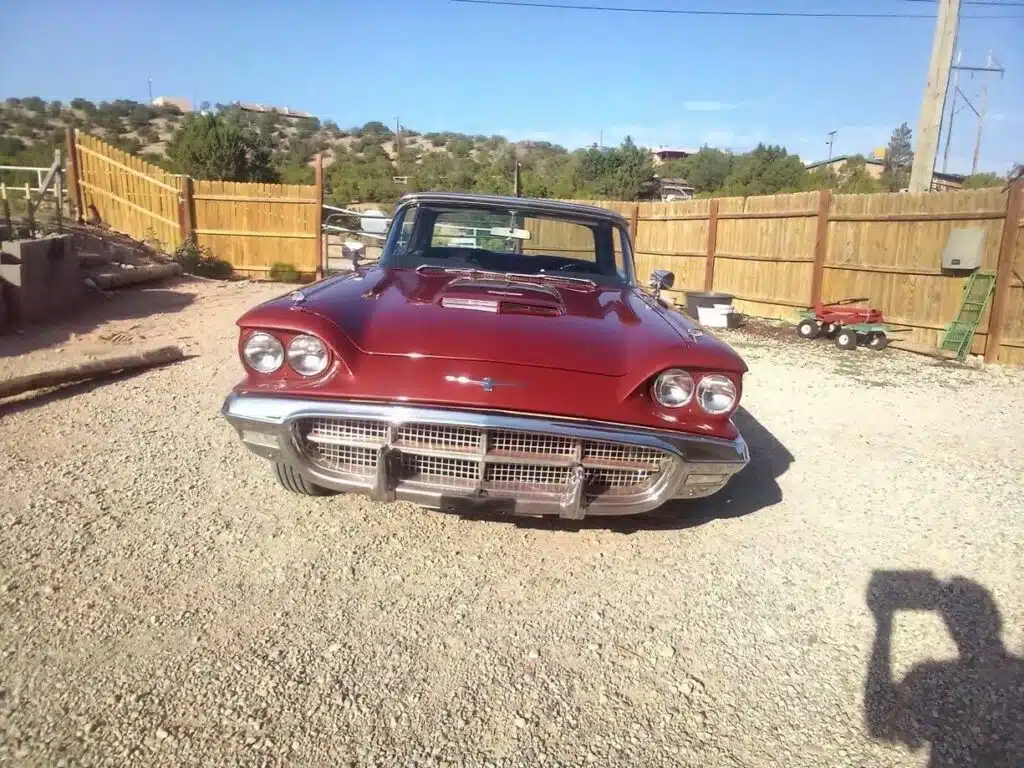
[640,176,696,201]
[233,101,314,119]
[651,147,697,166]
[804,155,965,191]
[151,96,192,112]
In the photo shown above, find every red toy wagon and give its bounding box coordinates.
[796,297,905,351]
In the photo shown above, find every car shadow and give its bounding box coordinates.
[446,406,792,534]
[0,283,196,358]
[864,570,1023,765]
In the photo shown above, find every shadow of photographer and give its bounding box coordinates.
[865,571,1023,766]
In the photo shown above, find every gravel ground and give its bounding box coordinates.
[1,280,1022,767]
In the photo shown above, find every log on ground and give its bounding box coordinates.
[88,263,182,290]
[0,346,185,399]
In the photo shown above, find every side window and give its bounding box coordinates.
[614,226,632,281]
[396,206,418,253]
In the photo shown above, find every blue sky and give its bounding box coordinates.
[2,0,1021,174]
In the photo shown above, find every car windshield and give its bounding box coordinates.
[382,202,634,285]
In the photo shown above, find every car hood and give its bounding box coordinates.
[245,268,746,377]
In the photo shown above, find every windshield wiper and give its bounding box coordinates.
[415,265,597,291]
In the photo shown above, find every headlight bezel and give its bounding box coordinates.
[695,373,738,415]
[651,368,695,409]
[242,331,285,374]
[287,334,330,377]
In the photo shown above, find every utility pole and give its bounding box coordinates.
[910,0,961,192]
[599,129,603,149]
[972,51,992,173]
[148,76,153,104]
[395,116,401,162]
[513,161,521,197]
[941,51,962,174]
[826,130,838,163]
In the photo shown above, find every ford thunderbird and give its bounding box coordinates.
[222,192,749,519]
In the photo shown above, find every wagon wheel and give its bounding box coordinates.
[797,319,820,340]
[835,328,859,350]
[822,322,838,338]
[867,332,889,351]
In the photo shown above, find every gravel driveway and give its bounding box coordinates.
[2,279,1022,767]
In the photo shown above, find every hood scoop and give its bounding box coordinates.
[438,278,564,317]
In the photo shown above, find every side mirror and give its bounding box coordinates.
[648,269,675,300]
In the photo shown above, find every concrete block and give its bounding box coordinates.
[0,235,83,326]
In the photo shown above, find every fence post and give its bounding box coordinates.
[809,188,832,306]
[628,203,639,245]
[984,180,1024,364]
[703,199,720,291]
[65,128,84,222]
[178,176,195,244]
[315,154,325,280]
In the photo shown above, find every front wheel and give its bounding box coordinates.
[273,462,338,496]
[797,319,820,340]
[835,328,859,350]
[868,332,889,350]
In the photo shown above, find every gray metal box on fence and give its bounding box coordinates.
[941,228,985,271]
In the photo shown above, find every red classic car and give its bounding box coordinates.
[222,192,749,519]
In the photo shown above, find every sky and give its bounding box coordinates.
[2,0,1021,175]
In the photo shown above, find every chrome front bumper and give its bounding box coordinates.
[221,393,749,518]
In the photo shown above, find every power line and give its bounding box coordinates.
[451,0,1024,17]
[900,0,1024,6]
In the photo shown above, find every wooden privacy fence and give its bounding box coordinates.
[71,132,185,250]
[579,186,1024,365]
[67,130,324,278]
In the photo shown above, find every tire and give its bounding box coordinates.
[868,332,890,350]
[835,328,859,350]
[273,462,337,496]
[797,319,820,340]
[822,323,838,338]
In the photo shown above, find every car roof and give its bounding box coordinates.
[396,191,628,224]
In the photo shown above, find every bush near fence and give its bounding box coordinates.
[67,132,1024,364]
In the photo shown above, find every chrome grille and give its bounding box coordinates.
[397,423,481,452]
[583,440,663,467]
[401,454,478,481]
[490,430,576,458]
[308,443,378,474]
[306,417,388,445]
[296,417,670,502]
[586,467,657,488]
[485,463,571,486]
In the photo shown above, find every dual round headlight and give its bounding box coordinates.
[243,332,329,376]
[652,369,737,415]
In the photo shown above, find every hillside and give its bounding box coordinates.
[2,96,1010,205]
[0,97,580,202]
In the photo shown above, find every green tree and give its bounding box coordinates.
[70,98,96,115]
[722,144,808,196]
[609,137,654,200]
[961,172,1004,189]
[883,122,913,191]
[165,113,278,182]
[660,146,733,194]
[836,155,884,193]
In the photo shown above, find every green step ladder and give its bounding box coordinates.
[940,271,996,362]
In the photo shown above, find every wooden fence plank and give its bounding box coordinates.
[985,180,1024,363]
[703,199,719,291]
[809,189,832,306]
